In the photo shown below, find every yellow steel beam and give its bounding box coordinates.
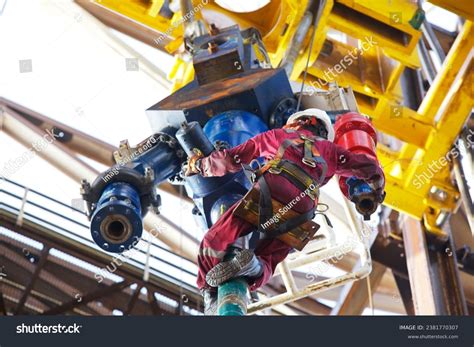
[404,23,473,193]
[383,24,472,232]
[371,102,434,148]
[90,0,185,47]
[428,0,474,22]
[417,21,473,121]
[327,0,421,56]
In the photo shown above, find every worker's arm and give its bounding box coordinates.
[192,130,279,177]
[333,145,385,193]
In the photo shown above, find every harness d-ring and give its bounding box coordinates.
[315,203,329,213]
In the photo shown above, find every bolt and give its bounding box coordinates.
[209,23,219,36]
[208,41,218,54]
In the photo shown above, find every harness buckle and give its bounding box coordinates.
[302,158,316,167]
[300,134,315,142]
[307,190,318,201]
[268,166,282,174]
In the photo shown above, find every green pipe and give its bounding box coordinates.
[217,278,248,316]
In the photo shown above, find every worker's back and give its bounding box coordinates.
[260,128,336,214]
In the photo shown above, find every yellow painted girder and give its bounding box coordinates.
[94,0,185,45]
[418,21,473,121]
[91,0,422,105]
[428,0,474,22]
[307,38,389,97]
[376,22,473,232]
[327,0,421,57]
[370,99,434,148]
[404,22,473,193]
[405,61,473,193]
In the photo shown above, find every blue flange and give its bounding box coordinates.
[90,182,143,253]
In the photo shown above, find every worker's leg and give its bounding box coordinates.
[197,203,254,290]
[248,238,293,291]
[205,234,293,290]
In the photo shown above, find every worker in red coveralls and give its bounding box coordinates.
[185,108,385,315]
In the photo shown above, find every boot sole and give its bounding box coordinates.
[206,249,254,287]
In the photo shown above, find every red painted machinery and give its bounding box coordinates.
[333,112,383,219]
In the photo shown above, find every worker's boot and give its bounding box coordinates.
[206,249,263,287]
[201,288,218,316]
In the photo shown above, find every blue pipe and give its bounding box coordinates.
[90,137,182,253]
[127,138,182,185]
[217,278,248,316]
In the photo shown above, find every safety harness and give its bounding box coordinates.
[240,130,330,241]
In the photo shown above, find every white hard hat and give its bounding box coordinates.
[286,108,335,142]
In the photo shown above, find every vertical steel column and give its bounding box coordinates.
[402,216,468,315]
[430,223,468,315]
[402,216,438,314]
[421,22,446,62]
[453,146,474,236]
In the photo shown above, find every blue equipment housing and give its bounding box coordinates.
[177,111,269,228]
[203,110,269,147]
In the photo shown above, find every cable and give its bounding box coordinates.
[178,184,185,315]
[296,0,326,112]
[366,276,375,315]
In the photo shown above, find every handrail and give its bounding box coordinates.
[1,177,195,264]
[0,178,198,289]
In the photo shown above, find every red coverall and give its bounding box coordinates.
[197,128,384,291]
